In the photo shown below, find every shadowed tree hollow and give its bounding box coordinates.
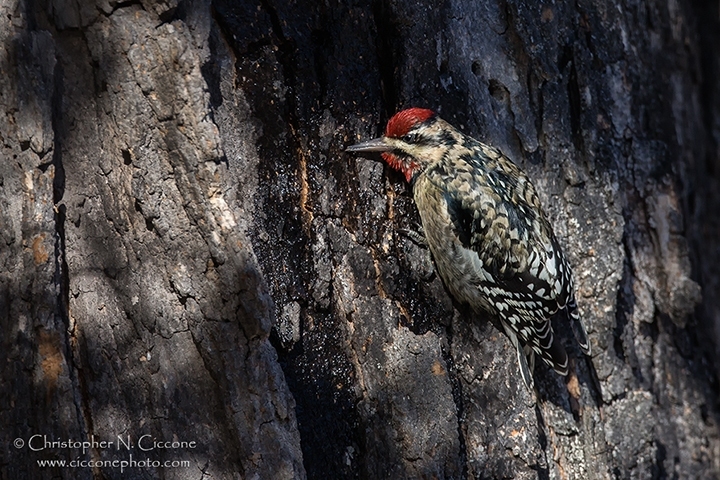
[2,0,720,479]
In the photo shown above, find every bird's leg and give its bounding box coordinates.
[398,224,427,247]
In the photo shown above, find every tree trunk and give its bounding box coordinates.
[1,0,719,479]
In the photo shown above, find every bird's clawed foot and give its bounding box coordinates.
[399,225,427,247]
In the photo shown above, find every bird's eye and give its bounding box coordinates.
[404,132,420,144]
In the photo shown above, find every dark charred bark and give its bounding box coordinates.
[1,0,719,479]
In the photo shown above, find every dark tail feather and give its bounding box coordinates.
[568,298,591,355]
[533,318,569,376]
[516,342,534,390]
[503,324,535,390]
[544,334,569,376]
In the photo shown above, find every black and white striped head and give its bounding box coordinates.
[347,108,458,182]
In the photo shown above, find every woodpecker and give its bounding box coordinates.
[347,108,591,389]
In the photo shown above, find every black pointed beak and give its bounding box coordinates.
[345,137,392,153]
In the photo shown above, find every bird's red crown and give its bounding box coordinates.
[385,108,435,138]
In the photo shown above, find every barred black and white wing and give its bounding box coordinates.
[415,141,590,388]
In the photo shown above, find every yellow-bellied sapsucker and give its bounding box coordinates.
[347,108,591,389]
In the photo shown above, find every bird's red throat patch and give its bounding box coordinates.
[381,152,419,183]
[385,108,435,138]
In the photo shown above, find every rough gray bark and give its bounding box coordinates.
[1,1,303,479]
[1,0,719,479]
